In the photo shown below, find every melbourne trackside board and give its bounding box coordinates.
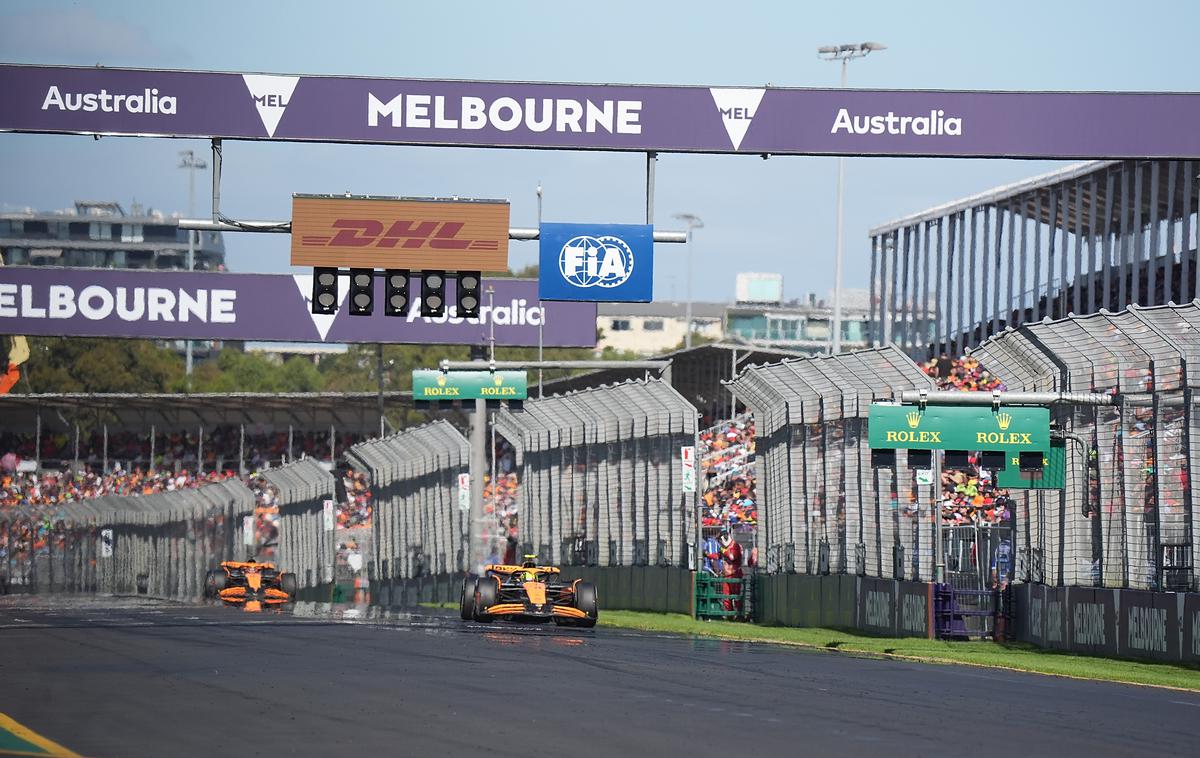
[0,267,596,347]
[3,64,1200,158]
[867,404,1049,452]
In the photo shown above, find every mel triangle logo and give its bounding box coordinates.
[242,74,300,138]
[709,88,766,151]
[292,274,347,342]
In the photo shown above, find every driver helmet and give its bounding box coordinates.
[520,555,538,581]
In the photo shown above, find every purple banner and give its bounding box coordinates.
[0,267,597,347]
[2,65,1199,158]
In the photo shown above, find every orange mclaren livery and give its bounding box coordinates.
[204,559,298,605]
[460,558,598,628]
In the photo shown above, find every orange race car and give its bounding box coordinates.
[460,557,598,628]
[204,559,298,605]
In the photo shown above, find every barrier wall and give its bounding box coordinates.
[729,346,938,581]
[260,458,337,595]
[495,378,699,568]
[0,479,254,599]
[345,421,469,582]
[1013,584,1200,663]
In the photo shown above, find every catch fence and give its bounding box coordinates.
[728,346,939,581]
[345,420,469,582]
[0,479,254,598]
[971,302,1200,592]
[494,378,699,568]
[259,457,338,593]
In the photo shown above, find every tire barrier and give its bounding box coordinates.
[972,303,1200,591]
[494,378,699,569]
[0,479,254,599]
[345,421,469,584]
[259,458,337,598]
[729,346,937,581]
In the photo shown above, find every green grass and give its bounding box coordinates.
[598,611,1200,691]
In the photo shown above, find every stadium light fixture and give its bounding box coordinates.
[672,213,704,350]
[312,268,339,315]
[349,268,374,316]
[384,270,410,316]
[457,271,482,318]
[420,271,446,317]
[817,40,886,355]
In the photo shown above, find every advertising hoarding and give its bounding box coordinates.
[0,267,596,347]
[290,195,510,271]
[538,223,653,302]
[411,370,528,400]
[867,404,1050,452]
[4,64,1200,159]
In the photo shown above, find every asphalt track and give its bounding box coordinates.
[1,596,1197,757]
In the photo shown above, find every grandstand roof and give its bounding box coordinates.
[869,159,1195,237]
[0,391,411,432]
[537,341,809,420]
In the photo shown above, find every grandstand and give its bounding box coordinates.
[870,159,1199,357]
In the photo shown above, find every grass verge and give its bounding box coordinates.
[598,610,1200,691]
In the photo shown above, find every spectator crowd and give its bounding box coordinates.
[699,415,758,534]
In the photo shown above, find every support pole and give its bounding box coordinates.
[469,398,487,573]
[149,424,155,472]
[238,423,245,478]
[287,424,293,463]
[197,426,203,475]
[646,151,656,224]
[210,139,222,221]
[102,423,108,474]
[329,424,335,464]
[934,448,943,584]
[377,343,386,437]
[34,409,41,473]
[73,423,79,470]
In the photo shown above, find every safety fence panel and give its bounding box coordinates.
[495,378,699,568]
[0,478,253,600]
[972,302,1200,591]
[345,420,469,582]
[729,346,937,582]
[261,458,336,592]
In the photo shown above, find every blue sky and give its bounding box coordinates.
[1,0,1196,304]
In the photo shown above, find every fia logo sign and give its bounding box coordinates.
[558,235,635,289]
[242,74,300,137]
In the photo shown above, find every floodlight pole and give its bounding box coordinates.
[178,150,207,382]
[536,183,544,398]
[673,214,704,349]
[819,42,885,355]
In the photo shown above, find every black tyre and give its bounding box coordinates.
[473,576,499,622]
[209,570,228,594]
[573,581,598,628]
[136,573,149,595]
[280,572,298,598]
[459,577,477,620]
[203,570,217,597]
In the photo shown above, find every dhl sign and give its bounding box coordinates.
[290,195,510,270]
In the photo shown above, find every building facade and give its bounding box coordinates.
[0,201,225,271]
[596,302,726,354]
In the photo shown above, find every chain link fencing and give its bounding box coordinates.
[1,479,254,599]
[345,420,469,584]
[494,378,699,569]
[971,302,1200,592]
[728,346,939,581]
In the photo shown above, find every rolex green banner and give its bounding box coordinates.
[995,440,1066,489]
[868,404,1050,452]
[412,369,528,400]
